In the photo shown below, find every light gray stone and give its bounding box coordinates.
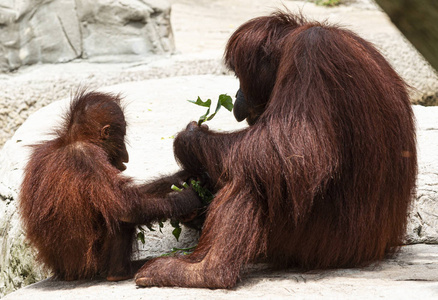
[0,0,174,72]
[1,75,437,298]
[406,106,438,243]
[2,245,438,299]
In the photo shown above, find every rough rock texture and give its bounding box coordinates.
[3,244,438,299]
[0,0,174,72]
[373,33,438,106]
[1,75,437,298]
[407,105,438,243]
[0,0,175,147]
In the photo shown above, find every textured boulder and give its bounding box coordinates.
[406,105,438,243]
[1,75,437,297]
[0,0,174,72]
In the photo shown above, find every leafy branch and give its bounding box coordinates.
[188,94,233,125]
[137,180,213,243]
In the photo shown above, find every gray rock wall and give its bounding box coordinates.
[0,0,175,72]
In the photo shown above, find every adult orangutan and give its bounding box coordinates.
[19,90,202,281]
[135,11,417,288]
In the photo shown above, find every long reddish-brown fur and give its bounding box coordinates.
[135,11,417,288]
[19,90,202,281]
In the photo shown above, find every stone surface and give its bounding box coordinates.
[3,245,438,299]
[0,0,174,72]
[1,75,438,298]
[407,105,438,243]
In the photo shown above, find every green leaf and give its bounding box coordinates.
[212,94,233,117]
[172,227,182,242]
[188,96,212,108]
[137,231,145,244]
[170,219,181,241]
[206,94,233,122]
[188,94,234,125]
[218,94,234,111]
[190,180,214,205]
